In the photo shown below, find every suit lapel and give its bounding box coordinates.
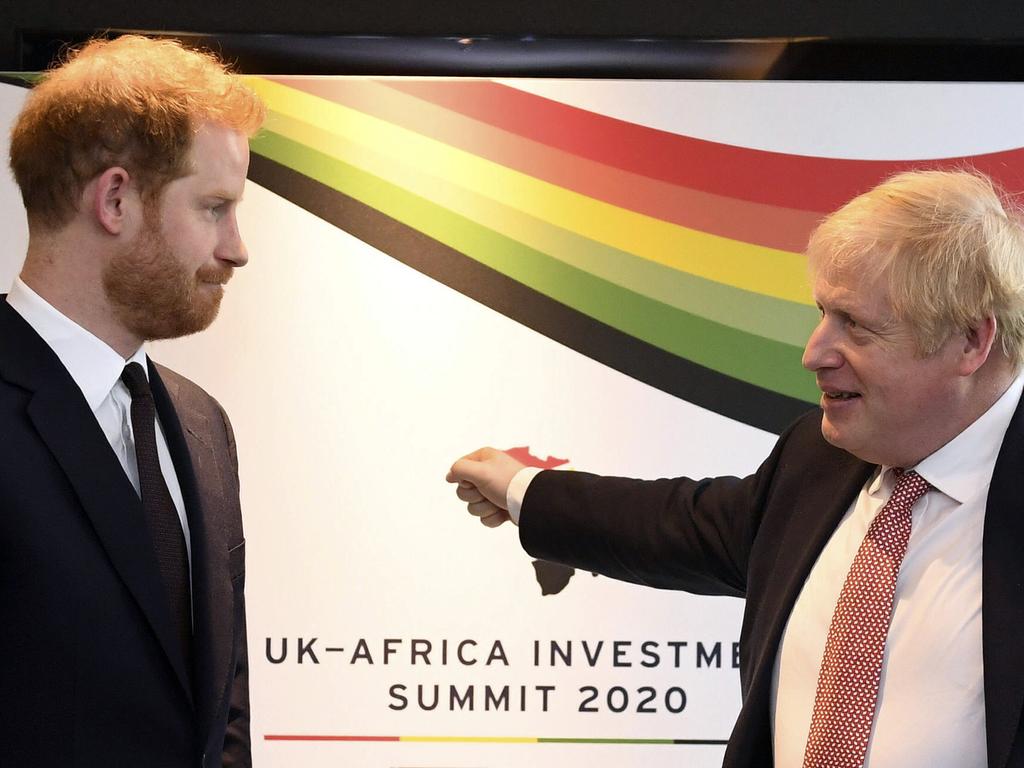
[0,300,193,699]
[982,393,1024,768]
[732,403,1024,768]
[731,445,873,763]
[151,363,235,743]
[754,454,872,681]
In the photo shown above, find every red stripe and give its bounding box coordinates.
[384,80,1024,213]
[283,77,820,252]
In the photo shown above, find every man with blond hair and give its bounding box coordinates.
[2,35,264,766]
[450,170,1024,767]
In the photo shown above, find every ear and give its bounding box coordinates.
[958,314,997,376]
[87,167,138,235]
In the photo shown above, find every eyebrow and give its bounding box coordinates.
[204,192,242,204]
[817,298,878,324]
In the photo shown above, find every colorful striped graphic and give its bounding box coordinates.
[264,734,727,745]
[243,77,1024,431]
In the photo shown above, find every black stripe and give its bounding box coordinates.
[0,75,33,88]
[17,34,1024,81]
[248,153,815,434]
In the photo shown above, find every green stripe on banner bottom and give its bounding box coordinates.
[538,737,727,745]
[251,130,819,403]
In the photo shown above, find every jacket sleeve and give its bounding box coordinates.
[219,405,251,768]
[221,598,250,766]
[518,414,809,598]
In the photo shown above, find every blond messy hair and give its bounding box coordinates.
[9,34,266,231]
[807,169,1024,368]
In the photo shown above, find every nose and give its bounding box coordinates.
[802,316,843,372]
[215,212,249,268]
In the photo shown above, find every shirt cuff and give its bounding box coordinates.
[506,466,544,525]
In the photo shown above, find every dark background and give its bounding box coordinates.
[4,0,1024,72]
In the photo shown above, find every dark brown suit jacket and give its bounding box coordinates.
[0,297,249,767]
[520,403,1024,768]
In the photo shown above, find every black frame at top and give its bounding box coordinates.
[14,30,1024,80]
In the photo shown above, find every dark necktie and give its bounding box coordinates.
[121,362,193,675]
[802,468,930,768]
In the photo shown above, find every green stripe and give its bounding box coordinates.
[251,130,819,403]
[536,225,818,348]
[0,73,40,84]
[267,108,818,348]
[538,738,677,745]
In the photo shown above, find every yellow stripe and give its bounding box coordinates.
[262,110,813,345]
[248,77,812,304]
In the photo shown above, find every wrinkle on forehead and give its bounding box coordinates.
[814,265,894,311]
[184,122,249,194]
[809,241,892,284]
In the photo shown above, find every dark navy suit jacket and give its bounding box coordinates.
[0,297,249,767]
[520,402,1024,768]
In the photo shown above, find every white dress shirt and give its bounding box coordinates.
[506,375,1024,766]
[772,374,1022,767]
[6,277,192,566]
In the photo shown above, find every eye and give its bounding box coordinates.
[204,199,230,219]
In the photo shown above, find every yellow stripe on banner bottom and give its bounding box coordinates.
[400,736,539,744]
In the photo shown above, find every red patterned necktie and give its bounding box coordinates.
[802,468,930,768]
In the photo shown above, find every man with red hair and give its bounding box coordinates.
[2,35,264,767]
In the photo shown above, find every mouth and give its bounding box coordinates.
[823,391,861,401]
[197,267,233,286]
[819,380,862,403]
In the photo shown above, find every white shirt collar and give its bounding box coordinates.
[6,277,147,411]
[869,373,1024,504]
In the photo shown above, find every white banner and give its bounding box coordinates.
[3,78,1022,767]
